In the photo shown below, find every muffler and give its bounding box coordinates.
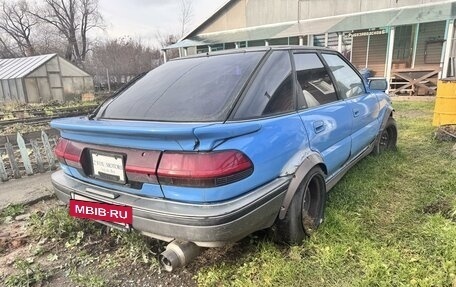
[159,240,201,272]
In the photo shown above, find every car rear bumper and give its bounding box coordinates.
[51,170,290,247]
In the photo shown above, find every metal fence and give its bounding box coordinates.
[0,131,58,182]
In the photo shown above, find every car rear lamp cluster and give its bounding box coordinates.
[55,138,253,188]
[55,138,84,169]
[157,151,253,187]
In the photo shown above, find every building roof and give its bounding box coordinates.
[172,0,456,49]
[0,54,56,79]
[179,0,234,41]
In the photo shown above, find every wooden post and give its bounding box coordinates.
[411,23,420,69]
[308,35,314,46]
[41,131,56,170]
[163,50,168,63]
[0,155,7,182]
[30,139,45,173]
[366,34,371,68]
[5,143,20,179]
[442,19,455,79]
[337,33,343,53]
[17,132,33,175]
[385,26,396,86]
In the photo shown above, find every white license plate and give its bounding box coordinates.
[91,152,125,183]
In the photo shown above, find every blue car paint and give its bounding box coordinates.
[193,123,262,151]
[298,101,352,175]
[51,112,310,203]
[161,114,309,202]
[52,117,213,151]
[51,52,395,204]
[345,92,381,157]
[51,93,392,203]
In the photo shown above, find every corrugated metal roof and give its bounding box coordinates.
[328,2,456,32]
[0,54,56,79]
[193,23,294,45]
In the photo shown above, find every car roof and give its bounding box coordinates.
[170,45,337,62]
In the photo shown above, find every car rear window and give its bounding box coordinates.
[99,52,265,122]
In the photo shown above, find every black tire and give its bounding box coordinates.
[374,117,398,155]
[274,166,326,244]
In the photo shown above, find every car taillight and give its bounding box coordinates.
[54,138,84,169]
[157,150,253,187]
[125,151,160,184]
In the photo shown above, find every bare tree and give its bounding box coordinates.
[85,37,161,90]
[0,36,18,58]
[31,0,103,65]
[0,0,37,56]
[178,0,193,37]
[155,31,180,61]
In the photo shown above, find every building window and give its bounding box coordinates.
[225,42,236,50]
[289,36,300,45]
[238,41,247,48]
[269,38,289,46]
[210,44,224,52]
[247,40,266,47]
[314,33,339,49]
[197,46,209,54]
[393,25,413,64]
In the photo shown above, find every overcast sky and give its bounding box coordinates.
[98,0,227,47]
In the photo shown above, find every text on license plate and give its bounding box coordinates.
[91,152,125,182]
[69,199,132,224]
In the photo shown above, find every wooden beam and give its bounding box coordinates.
[411,23,420,69]
[386,27,396,85]
[442,19,455,79]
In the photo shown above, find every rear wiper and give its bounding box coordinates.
[88,72,148,120]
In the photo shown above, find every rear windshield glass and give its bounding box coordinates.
[99,52,265,122]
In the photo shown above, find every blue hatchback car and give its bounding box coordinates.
[51,46,397,270]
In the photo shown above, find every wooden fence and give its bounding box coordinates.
[0,131,58,182]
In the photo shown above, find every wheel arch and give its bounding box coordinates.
[278,152,327,220]
[380,106,394,132]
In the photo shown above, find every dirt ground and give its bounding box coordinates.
[0,198,263,287]
[390,95,436,102]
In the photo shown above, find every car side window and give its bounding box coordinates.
[293,53,338,108]
[233,51,294,120]
[322,53,366,99]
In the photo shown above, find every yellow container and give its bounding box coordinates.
[433,79,456,126]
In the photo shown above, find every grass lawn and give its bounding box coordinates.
[2,100,455,287]
[196,100,456,287]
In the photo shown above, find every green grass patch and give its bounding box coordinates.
[196,100,456,287]
[4,259,49,287]
[68,268,108,287]
[28,206,103,244]
[27,206,159,268]
[0,204,25,223]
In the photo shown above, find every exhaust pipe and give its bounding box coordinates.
[159,240,201,272]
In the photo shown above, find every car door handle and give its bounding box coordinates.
[353,109,360,118]
[313,120,325,134]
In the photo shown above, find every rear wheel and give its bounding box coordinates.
[374,117,397,154]
[274,166,326,244]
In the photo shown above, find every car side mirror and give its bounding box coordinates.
[368,78,388,92]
